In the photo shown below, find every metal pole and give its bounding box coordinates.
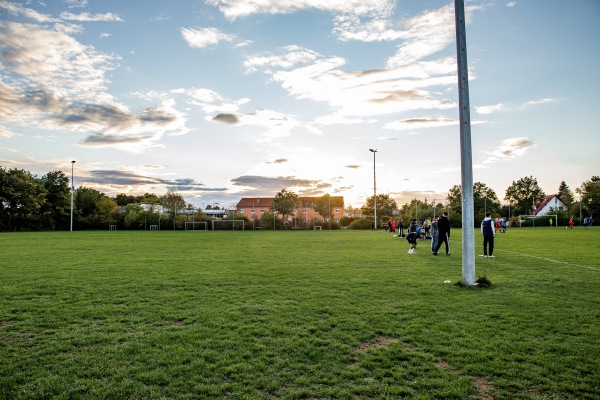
[369,149,378,230]
[70,160,75,231]
[454,0,476,285]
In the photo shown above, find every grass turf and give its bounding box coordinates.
[1,227,599,399]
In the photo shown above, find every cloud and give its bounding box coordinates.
[266,159,289,164]
[230,175,330,194]
[482,137,536,164]
[345,165,361,169]
[181,27,235,48]
[0,1,56,23]
[506,2,517,7]
[384,117,457,131]
[59,12,124,22]
[85,170,226,192]
[206,0,395,20]
[522,98,557,108]
[244,45,320,73]
[0,125,17,138]
[213,113,240,124]
[476,103,504,114]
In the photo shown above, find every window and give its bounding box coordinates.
[335,208,340,214]
[303,209,307,214]
[260,208,265,214]
[251,208,255,214]
[240,208,245,214]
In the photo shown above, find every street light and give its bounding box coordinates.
[369,149,378,230]
[70,160,76,232]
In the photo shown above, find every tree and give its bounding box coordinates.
[445,182,500,225]
[114,193,139,206]
[40,171,70,230]
[363,194,398,227]
[557,181,575,212]
[272,189,300,227]
[577,176,600,217]
[75,187,117,229]
[161,190,186,229]
[0,168,46,230]
[504,176,546,216]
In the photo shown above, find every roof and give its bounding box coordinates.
[533,195,561,215]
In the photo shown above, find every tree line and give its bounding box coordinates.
[1,166,598,231]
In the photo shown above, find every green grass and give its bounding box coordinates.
[1,228,599,399]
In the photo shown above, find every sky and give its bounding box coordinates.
[1,0,599,210]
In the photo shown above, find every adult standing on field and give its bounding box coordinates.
[433,212,450,256]
[481,212,496,257]
[569,216,574,229]
[430,215,439,254]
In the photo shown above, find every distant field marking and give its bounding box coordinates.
[496,249,600,272]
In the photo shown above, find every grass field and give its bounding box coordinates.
[1,227,599,399]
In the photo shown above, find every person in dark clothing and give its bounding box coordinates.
[406,218,419,254]
[481,212,496,257]
[433,212,450,255]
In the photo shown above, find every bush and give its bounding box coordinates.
[348,218,374,230]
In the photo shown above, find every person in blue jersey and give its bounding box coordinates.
[481,212,496,258]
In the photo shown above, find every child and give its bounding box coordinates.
[406,218,419,254]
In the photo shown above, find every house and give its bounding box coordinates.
[533,195,567,216]
[236,196,345,225]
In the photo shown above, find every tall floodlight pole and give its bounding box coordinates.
[369,149,378,231]
[70,160,76,232]
[454,0,476,285]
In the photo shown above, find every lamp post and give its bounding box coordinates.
[369,149,378,230]
[70,160,76,231]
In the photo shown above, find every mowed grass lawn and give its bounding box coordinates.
[1,227,599,399]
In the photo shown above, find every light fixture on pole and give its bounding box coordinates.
[70,160,76,232]
[369,149,378,230]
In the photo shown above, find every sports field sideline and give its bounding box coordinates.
[1,228,599,399]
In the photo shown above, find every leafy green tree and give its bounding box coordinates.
[557,181,575,213]
[272,189,300,227]
[161,190,186,229]
[505,176,546,216]
[0,168,46,230]
[362,194,397,227]
[577,176,600,217]
[114,193,139,206]
[75,187,118,229]
[40,171,70,230]
[445,182,500,225]
[124,203,144,229]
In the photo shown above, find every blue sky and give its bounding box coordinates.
[1,0,598,209]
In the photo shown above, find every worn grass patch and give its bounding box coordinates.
[1,228,599,399]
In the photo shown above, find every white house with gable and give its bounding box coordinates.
[533,195,567,216]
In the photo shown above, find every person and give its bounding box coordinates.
[569,216,573,229]
[549,218,553,227]
[397,219,404,238]
[481,212,496,258]
[495,218,501,231]
[500,217,507,233]
[391,219,396,233]
[423,218,430,237]
[433,212,450,255]
[406,218,419,254]
[430,215,439,254]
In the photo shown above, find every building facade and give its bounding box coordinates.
[236,196,345,225]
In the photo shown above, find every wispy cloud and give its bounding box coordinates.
[385,117,457,131]
[476,103,504,114]
[206,0,395,20]
[482,137,536,165]
[59,12,124,22]
[522,98,557,108]
[181,27,235,48]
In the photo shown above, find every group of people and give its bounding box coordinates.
[399,212,506,258]
[405,212,451,256]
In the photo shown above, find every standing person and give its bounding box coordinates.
[501,217,507,233]
[423,218,430,237]
[433,212,450,256]
[398,219,404,238]
[481,212,496,257]
[569,216,574,229]
[430,215,439,255]
[406,218,419,254]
